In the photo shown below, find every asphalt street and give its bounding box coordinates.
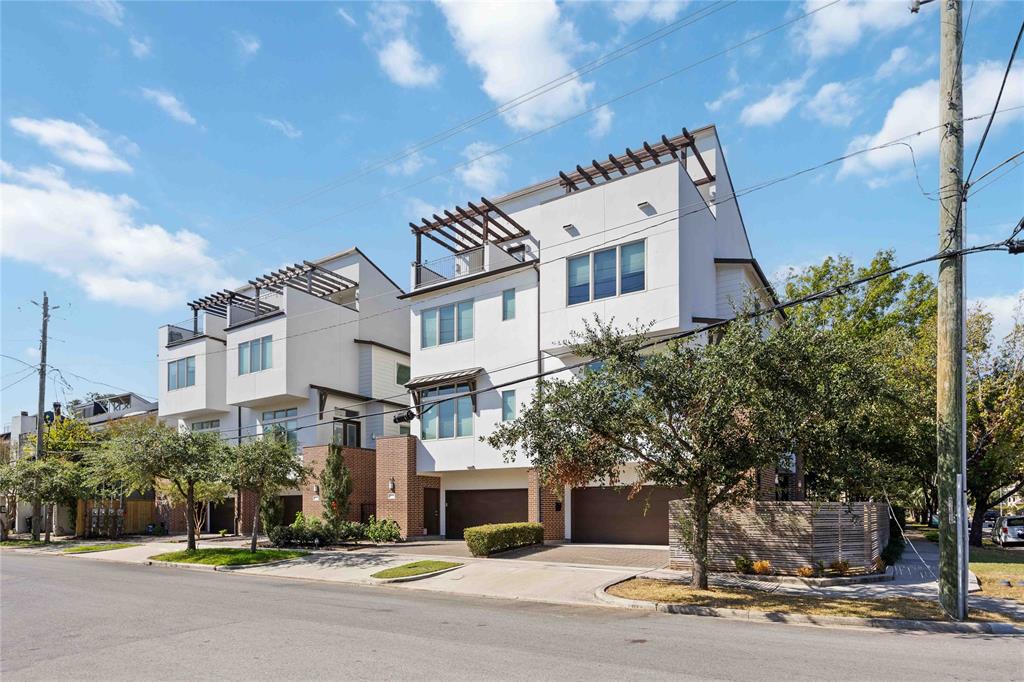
[1,553,1020,681]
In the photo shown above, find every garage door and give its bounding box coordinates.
[571,486,687,545]
[445,489,528,540]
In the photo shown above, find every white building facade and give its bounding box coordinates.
[399,126,777,543]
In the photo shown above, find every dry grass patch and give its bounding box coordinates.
[609,578,1012,623]
[971,544,1024,604]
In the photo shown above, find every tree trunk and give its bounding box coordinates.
[250,495,260,553]
[968,501,987,547]
[185,483,197,551]
[234,487,242,536]
[44,503,52,544]
[691,493,711,590]
[31,498,41,541]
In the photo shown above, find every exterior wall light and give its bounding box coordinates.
[388,477,396,493]
[637,201,652,211]
[562,223,575,231]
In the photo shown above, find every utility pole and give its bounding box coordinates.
[31,292,50,542]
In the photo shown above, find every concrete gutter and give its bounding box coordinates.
[593,577,1022,635]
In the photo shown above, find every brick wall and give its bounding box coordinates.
[154,498,188,534]
[237,489,259,535]
[375,435,439,539]
[527,469,565,542]
[300,445,376,523]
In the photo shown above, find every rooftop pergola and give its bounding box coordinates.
[410,196,531,258]
[189,261,357,321]
[557,128,715,193]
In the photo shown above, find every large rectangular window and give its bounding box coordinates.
[420,383,473,440]
[239,336,272,375]
[262,407,298,445]
[420,300,473,348]
[396,363,411,385]
[167,356,196,390]
[191,419,220,431]
[566,240,646,305]
[502,288,516,321]
[501,390,516,422]
[333,419,361,448]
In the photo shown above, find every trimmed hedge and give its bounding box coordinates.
[464,522,543,557]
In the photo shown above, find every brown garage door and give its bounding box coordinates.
[445,489,528,540]
[571,486,687,545]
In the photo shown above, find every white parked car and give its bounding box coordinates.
[991,515,1024,546]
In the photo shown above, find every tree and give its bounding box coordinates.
[0,456,81,543]
[156,479,232,542]
[319,443,354,531]
[0,460,19,541]
[488,314,882,588]
[94,421,227,551]
[228,434,309,552]
[965,300,1024,546]
[22,416,93,540]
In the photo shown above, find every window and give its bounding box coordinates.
[566,240,646,305]
[333,419,361,448]
[502,289,516,321]
[420,383,473,440]
[396,363,411,385]
[191,419,220,431]
[262,407,298,445]
[167,356,196,390]
[421,300,473,348]
[239,336,272,374]
[501,390,516,422]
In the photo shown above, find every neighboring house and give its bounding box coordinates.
[378,125,784,543]
[157,246,410,531]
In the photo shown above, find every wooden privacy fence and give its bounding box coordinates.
[75,499,155,537]
[669,500,889,575]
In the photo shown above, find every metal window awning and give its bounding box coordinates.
[557,128,715,193]
[411,197,530,254]
[405,367,483,390]
[189,261,357,318]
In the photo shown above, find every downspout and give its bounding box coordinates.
[235,406,243,535]
[533,260,543,530]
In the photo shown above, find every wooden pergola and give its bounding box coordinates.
[556,128,715,193]
[410,196,531,258]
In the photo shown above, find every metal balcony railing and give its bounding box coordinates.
[415,246,484,287]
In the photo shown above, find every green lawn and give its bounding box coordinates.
[970,543,1024,603]
[0,539,62,548]
[149,548,307,567]
[371,560,462,580]
[62,543,139,554]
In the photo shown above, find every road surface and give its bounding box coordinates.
[1,553,1019,680]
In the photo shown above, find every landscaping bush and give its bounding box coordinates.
[733,555,754,574]
[365,516,401,544]
[880,534,905,567]
[336,520,366,542]
[268,512,336,547]
[463,522,543,557]
[796,565,816,578]
[753,559,772,575]
[829,559,850,576]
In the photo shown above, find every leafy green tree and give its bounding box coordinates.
[319,443,354,531]
[156,479,233,542]
[228,434,310,552]
[93,421,228,550]
[22,416,93,540]
[1,456,81,543]
[0,460,19,541]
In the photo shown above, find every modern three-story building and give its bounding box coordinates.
[379,125,778,544]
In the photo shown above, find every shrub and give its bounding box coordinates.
[268,513,337,547]
[733,556,754,574]
[880,535,905,567]
[365,516,401,544]
[829,559,850,576]
[872,556,887,574]
[796,565,816,578]
[752,559,772,575]
[464,522,543,557]
[218,529,228,537]
[336,520,366,542]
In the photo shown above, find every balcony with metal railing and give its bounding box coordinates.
[415,246,484,287]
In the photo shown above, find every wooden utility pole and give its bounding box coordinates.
[935,0,968,621]
[31,291,50,541]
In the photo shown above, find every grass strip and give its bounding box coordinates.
[0,539,63,548]
[63,543,139,554]
[149,548,307,567]
[371,560,462,580]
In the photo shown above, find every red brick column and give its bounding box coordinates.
[237,489,260,535]
[528,469,565,542]
[375,435,439,539]
[300,445,376,523]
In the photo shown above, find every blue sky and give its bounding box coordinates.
[2,0,1022,429]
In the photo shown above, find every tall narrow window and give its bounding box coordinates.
[421,308,438,348]
[593,248,617,300]
[502,289,516,321]
[457,300,474,340]
[501,390,516,422]
[439,305,456,344]
[620,241,646,294]
[567,254,590,305]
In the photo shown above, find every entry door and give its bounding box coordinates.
[424,488,440,536]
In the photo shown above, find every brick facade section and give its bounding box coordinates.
[528,469,565,542]
[300,445,376,523]
[154,499,188,534]
[756,453,805,502]
[237,489,260,535]
[375,436,439,539]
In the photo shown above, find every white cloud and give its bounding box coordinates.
[233,31,261,60]
[77,0,125,27]
[261,117,302,139]
[739,74,810,126]
[24,346,40,361]
[794,0,914,60]
[9,117,132,173]
[386,150,430,176]
[590,105,614,138]
[0,162,233,309]
[971,290,1023,346]
[406,197,444,222]
[840,61,1024,179]
[366,4,440,88]
[611,0,689,24]
[337,7,357,27]
[438,0,593,132]
[140,88,197,125]
[874,46,912,80]
[456,142,509,195]
[705,85,744,113]
[803,81,858,127]
[129,35,152,59]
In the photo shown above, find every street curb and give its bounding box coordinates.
[370,564,465,584]
[145,556,306,572]
[593,577,1023,635]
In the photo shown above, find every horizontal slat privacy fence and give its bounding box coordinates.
[669,500,889,575]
